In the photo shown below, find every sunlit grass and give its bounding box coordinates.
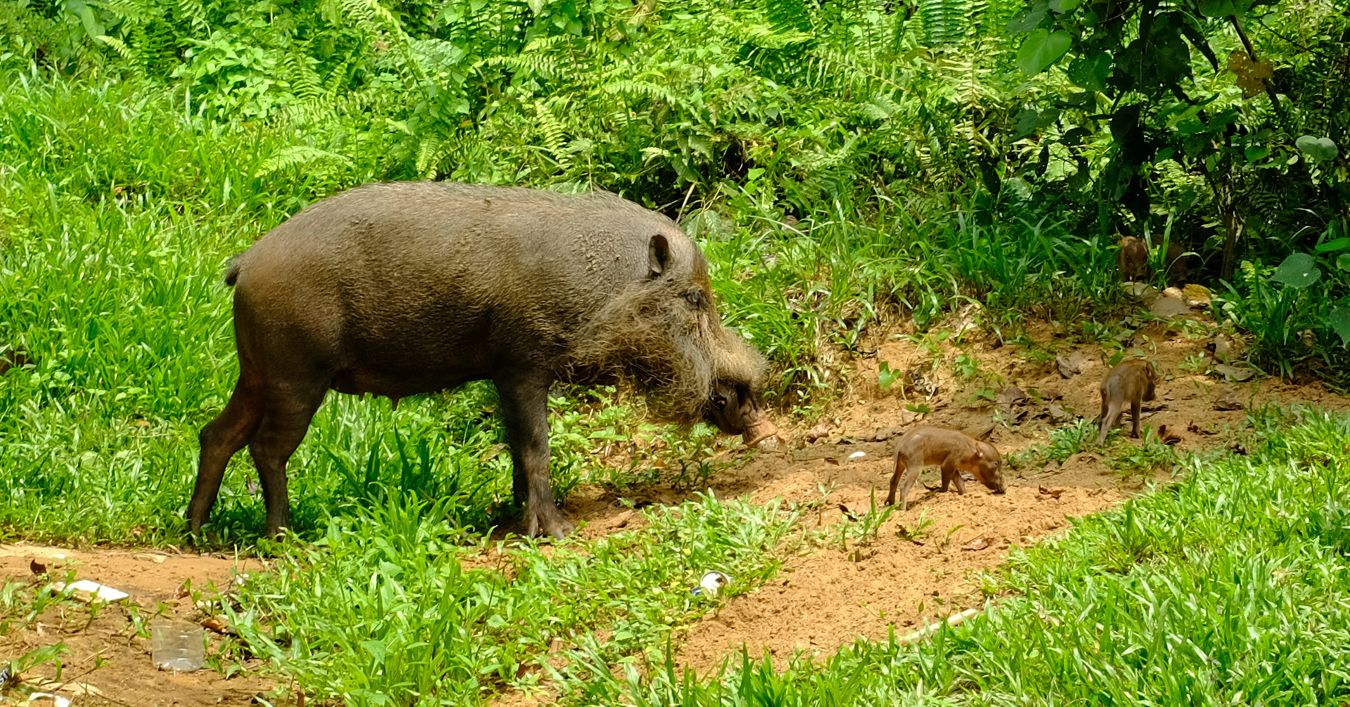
[223,492,799,704]
[592,411,1350,705]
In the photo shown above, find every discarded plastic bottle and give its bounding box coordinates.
[151,620,205,672]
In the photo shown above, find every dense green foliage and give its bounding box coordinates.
[2,0,1347,383]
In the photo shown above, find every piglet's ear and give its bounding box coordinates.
[648,234,672,278]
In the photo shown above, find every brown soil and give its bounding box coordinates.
[566,314,1350,675]
[5,310,1348,704]
[0,544,283,706]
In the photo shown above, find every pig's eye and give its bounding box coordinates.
[684,289,706,308]
[712,394,728,410]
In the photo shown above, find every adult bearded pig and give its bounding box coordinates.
[188,182,777,539]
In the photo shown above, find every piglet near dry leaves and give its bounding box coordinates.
[1097,359,1158,444]
[189,182,775,540]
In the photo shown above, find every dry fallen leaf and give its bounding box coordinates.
[962,536,990,551]
[1037,486,1064,499]
[200,616,237,636]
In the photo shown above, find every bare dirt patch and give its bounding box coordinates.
[0,544,283,707]
[566,313,1350,675]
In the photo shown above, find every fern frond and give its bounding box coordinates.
[916,0,971,46]
[533,99,573,170]
[337,0,409,41]
[415,136,448,178]
[597,79,684,108]
[728,15,812,51]
[764,0,812,33]
[477,52,568,80]
[282,53,324,101]
[94,35,134,62]
[255,146,354,178]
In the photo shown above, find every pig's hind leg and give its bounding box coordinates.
[248,380,327,537]
[188,373,265,534]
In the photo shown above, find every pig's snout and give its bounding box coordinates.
[742,418,779,449]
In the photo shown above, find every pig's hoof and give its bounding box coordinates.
[525,508,575,540]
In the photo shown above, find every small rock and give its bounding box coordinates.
[1122,282,1158,299]
[997,386,1029,420]
[847,451,867,462]
[872,426,901,442]
[1206,335,1234,363]
[1182,283,1211,308]
[1055,352,1084,378]
[805,424,830,444]
[1045,403,1073,423]
[1162,286,1185,300]
[1148,297,1191,318]
[1214,387,1244,411]
[962,537,990,551]
[997,386,1028,405]
[965,423,996,441]
[1213,364,1256,383]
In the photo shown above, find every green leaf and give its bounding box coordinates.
[1197,0,1252,17]
[1011,108,1059,140]
[1067,52,1111,92]
[1296,135,1339,162]
[1244,145,1270,163]
[1330,307,1350,347]
[360,639,387,663]
[878,361,900,390]
[1018,29,1072,76]
[1271,253,1321,289]
[1337,253,1350,272]
[1007,3,1049,33]
[1314,238,1350,254]
[1049,0,1082,12]
[1012,110,1041,139]
[63,0,104,39]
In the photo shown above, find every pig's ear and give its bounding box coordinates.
[648,234,672,278]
